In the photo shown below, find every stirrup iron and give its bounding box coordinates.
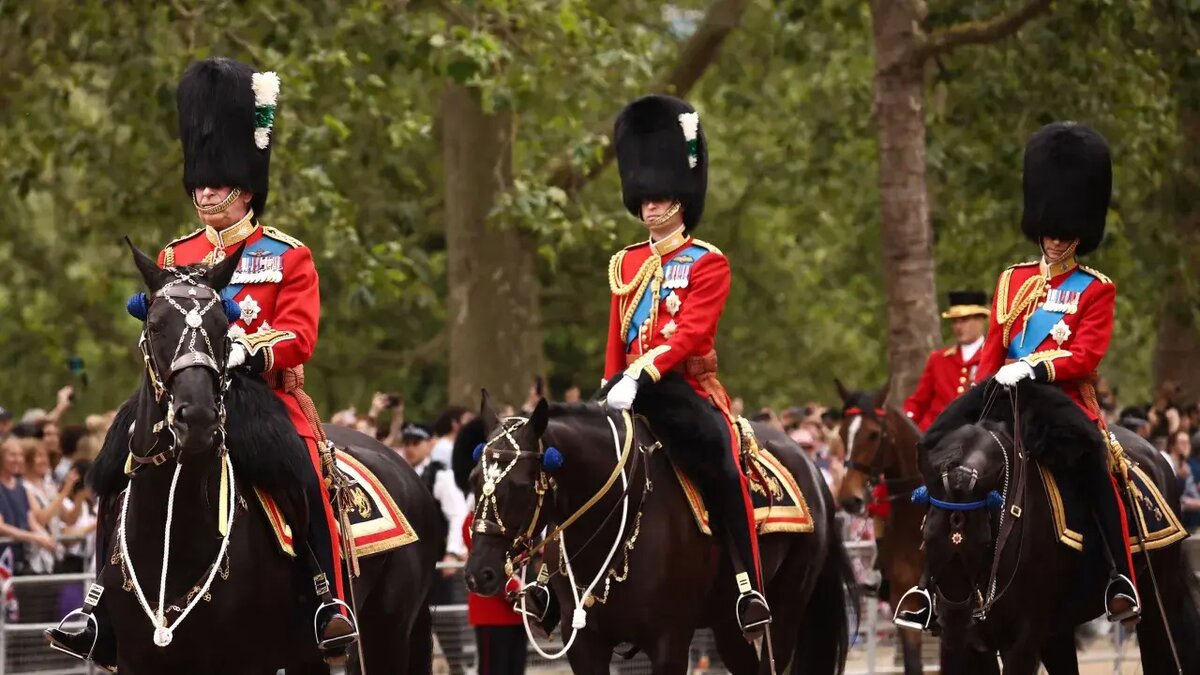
[736,589,772,631]
[514,581,551,622]
[893,585,934,631]
[314,598,359,648]
[1104,573,1141,624]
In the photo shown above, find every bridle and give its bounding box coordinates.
[472,417,553,564]
[131,269,233,471]
[843,406,923,494]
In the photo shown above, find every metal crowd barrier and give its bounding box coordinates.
[0,537,1195,673]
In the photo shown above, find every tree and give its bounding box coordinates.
[869,0,1052,400]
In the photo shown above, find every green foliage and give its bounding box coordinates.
[0,0,1187,422]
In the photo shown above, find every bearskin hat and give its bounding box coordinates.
[177,58,279,218]
[1021,122,1111,256]
[614,95,707,231]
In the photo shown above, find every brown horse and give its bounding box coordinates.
[462,386,856,674]
[834,380,927,675]
[75,246,440,674]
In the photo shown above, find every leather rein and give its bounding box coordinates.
[843,406,924,496]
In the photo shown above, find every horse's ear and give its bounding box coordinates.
[528,397,549,438]
[873,374,892,409]
[834,378,850,404]
[126,237,165,290]
[206,242,245,290]
[479,389,500,431]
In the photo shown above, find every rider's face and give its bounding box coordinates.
[640,199,682,228]
[1040,237,1078,263]
[193,186,253,231]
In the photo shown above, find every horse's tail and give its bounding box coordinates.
[1139,543,1200,675]
[795,507,858,675]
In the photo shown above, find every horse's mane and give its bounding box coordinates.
[452,417,487,494]
[89,372,312,498]
[923,379,1104,471]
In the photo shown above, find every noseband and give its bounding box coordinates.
[132,269,232,470]
[472,417,551,560]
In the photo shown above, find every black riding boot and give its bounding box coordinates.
[45,512,118,671]
[302,477,358,662]
[1079,451,1141,625]
[894,571,936,632]
[700,459,771,641]
[45,584,118,673]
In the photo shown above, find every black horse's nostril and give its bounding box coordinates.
[479,568,497,587]
[176,404,216,427]
[841,497,865,515]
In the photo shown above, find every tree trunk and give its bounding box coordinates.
[442,83,542,408]
[1153,108,1200,408]
[870,0,941,402]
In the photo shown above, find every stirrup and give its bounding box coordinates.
[1104,574,1141,625]
[47,609,99,660]
[736,590,772,634]
[514,581,551,622]
[893,585,934,632]
[314,599,359,653]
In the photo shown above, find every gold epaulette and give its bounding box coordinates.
[942,346,956,357]
[1007,259,1038,270]
[262,226,305,249]
[1079,265,1112,284]
[160,228,204,268]
[692,239,723,256]
[622,240,648,252]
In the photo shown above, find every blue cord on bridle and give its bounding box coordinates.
[911,485,1003,511]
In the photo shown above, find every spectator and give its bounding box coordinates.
[400,423,468,674]
[1189,432,1200,487]
[464,514,527,675]
[41,421,62,473]
[0,407,11,440]
[1180,460,1200,533]
[20,386,74,429]
[54,424,86,483]
[58,460,97,574]
[0,438,57,574]
[431,406,473,467]
[22,439,78,574]
[562,384,582,403]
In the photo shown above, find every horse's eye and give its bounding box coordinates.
[867,430,880,441]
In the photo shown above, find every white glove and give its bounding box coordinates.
[607,375,639,411]
[227,343,248,369]
[994,361,1033,387]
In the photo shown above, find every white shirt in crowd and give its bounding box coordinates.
[430,436,455,467]
[414,456,468,558]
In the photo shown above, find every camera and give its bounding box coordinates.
[386,394,402,409]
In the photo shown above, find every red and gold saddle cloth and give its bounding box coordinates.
[673,420,814,535]
[257,449,419,558]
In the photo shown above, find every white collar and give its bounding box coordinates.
[959,336,985,361]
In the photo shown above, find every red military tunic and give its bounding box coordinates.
[158,211,345,597]
[603,229,730,407]
[903,341,983,431]
[977,258,1115,420]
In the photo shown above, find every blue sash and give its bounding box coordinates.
[625,244,709,348]
[221,235,290,301]
[1008,269,1095,359]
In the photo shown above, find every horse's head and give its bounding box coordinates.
[917,422,1008,622]
[464,391,555,597]
[127,239,242,463]
[835,377,893,514]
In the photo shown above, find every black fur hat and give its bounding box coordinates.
[614,95,707,231]
[177,58,279,218]
[1021,122,1111,256]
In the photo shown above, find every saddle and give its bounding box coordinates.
[256,445,419,561]
[671,417,814,536]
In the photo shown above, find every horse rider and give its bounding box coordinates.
[47,57,357,666]
[896,121,1141,631]
[903,290,991,431]
[601,95,771,639]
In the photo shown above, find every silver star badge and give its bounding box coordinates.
[239,295,261,324]
[1050,319,1072,346]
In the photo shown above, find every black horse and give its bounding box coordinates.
[64,244,440,674]
[462,386,855,674]
[918,380,1200,675]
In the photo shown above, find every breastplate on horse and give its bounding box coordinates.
[896,122,1143,633]
[47,57,358,670]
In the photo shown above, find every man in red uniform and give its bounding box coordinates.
[903,291,990,430]
[601,95,770,639]
[47,58,356,666]
[896,121,1140,631]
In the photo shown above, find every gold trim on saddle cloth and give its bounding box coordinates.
[1039,464,1187,554]
[672,443,814,536]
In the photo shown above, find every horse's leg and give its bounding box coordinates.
[998,641,1045,675]
[1134,548,1200,675]
[898,629,924,675]
[644,626,696,675]
[564,631,613,674]
[1038,630,1080,675]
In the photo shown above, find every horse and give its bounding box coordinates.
[461,383,857,675]
[833,380,927,675]
[917,380,1200,675]
[78,243,440,674]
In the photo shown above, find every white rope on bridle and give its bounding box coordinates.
[517,413,631,660]
[117,453,236,647]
